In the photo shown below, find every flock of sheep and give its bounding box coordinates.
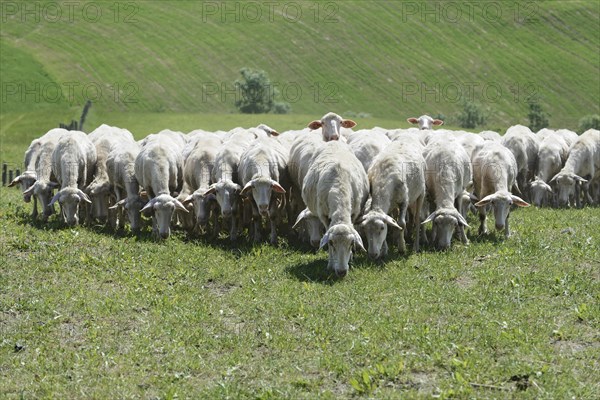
[9,112,600,277]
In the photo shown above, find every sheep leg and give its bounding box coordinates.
[31,196,38,219]
[478,206,488,235]
[504,214,511,238]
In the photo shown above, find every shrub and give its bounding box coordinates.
[233,68,289,114]
[527,99,549,132]
[457,101,486,129]
[577,114,600,133]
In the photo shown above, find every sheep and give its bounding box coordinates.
[457,132,486,160]
[181,135,222,232]
[347,130,391,172]
[135,135,188,239]
[529,133,569,207]
[106,141,145,231]
[139,129,188,149]
[204,130,257,241]
[288,132,326,248]
[501,125,539,198]
[20,129,68,220]
[359,141,426,259]
[422,140,471,250]
[297,141,369,277]
[550,129,600,208]
[472,142,530,237]
[307,112,356,142]
[407,115,444,130]
[49,131,97,226]
[386,128,424,146]
[9,128,66,218]
[238,137,289,244]
[479,130,502,142]
[555,129,579,148]
[86,124,136,224]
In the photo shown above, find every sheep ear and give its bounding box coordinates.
[141,198,155,213]
[49,181,60,188]
[456,212,470,228]
[203,186,216,196]
[352,228,365,252]
[422,211,437,225]
[549,174,558,184]
[469,193,479,202]
[574,175,588,183]
[319,231,329,250]
[109,198,126,210]
[77,189,92,204]
[308,120,322,130]
[182,195,193,206]
[475,194,495,207]
[433,119,444,126]
[241,181,254,196]
[8,176,22,187]
[341,119,356,129]
[383,214,402,230]
[543,182,553,193]
[292,208,310,230]
[511,195,530,207]
[49,192,61,207]
[271,181,286,194]
[407,118,419,124]
[23,185,35,196]
[268,130,280,136]
[174,199,189,212]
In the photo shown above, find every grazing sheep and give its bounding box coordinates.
[86,124,136,224]
[407,115,444,130]
[501,125,539,199]
[10,128,66,218]
[106,141,145,231]
[550,129,600,207]
[529,133,569,207]
[139,129,188,149]
[181,135,222,232]
[238,137,289,244]
[359,141,426,259]
[297,141,369,277]
[472,142,530,237]
[307,112,356,142]
[49,131,97,226]
[288,132,326,247]
[135,135,188,239]
[347,131,391,172]
[422,140,471,250]
[555,129,579,148]
[479,130,502,142]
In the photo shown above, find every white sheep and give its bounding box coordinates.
[297,141,369,277]
[550,129,600,207]
[472,142,530,237]
[359,141,426,259]
[407,115,444,130]
[10,128,66,218]
[49,131,97,226]
[135,135,188,239]
[347,130,391,172]
[106,141,145,231]
[479,130,502,142]
[20,129,68,221]
[181,135,222,232]
[288,132,326,247]
[86,124,136,224]
[422,140,471,250]
[501,125,539,198]
[238,137,289,244]
[307,112,356,142]
[555,129,579,148]
[529,133,569,207]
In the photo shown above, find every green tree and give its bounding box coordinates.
[233,68,289,114]
[527,99,549,132]
[577,114,600,133]
[457,101,486,129]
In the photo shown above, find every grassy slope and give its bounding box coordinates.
[1,1,599,129]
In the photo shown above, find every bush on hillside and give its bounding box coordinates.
[457,101,486,129]
[234,68,289,114]
[527,99,550,132]
[578,114,600,133]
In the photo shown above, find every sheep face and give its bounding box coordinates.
[24,180,59,219]
[407,115,444,130]
[423,208,468,250]
[241,177,286,218]
[87,181,112,223]
[529,179,553,207]
[320,224,365,278]
[186,189,216,228]
[360,211,401,260]
[142,194,188,239]
[475,191,529,232]
[49,187,92,226]
[552,173,587,207]
[308,112,356,142]
[206,180,241,218]
[8,171,37,202]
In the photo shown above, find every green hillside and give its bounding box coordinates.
[1,0,599,129]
